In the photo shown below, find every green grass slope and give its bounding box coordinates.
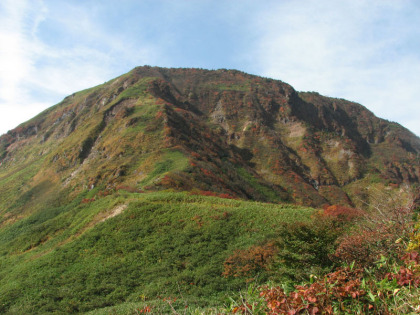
[0,191,313,314]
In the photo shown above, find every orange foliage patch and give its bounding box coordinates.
[223,242,277,278]
[322,204,364,223]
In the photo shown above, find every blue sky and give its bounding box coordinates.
[1,0,419,136]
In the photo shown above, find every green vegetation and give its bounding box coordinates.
[140,150,188,187]
[5,189,410,315]
[204,82,250,92]
[118,77,157,101]
[0,191,313,314]
[235,167,282,202]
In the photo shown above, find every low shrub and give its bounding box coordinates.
[321,204,364,225]
[230,251,420,314]
[222,242,277,279]
[259,266,367,315]
[332,189,416,267]
[271,213,342,283]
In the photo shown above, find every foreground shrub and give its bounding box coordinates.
[258,252,420,314]
[229,251,420,314]
[271,214,342,283]
[260,266,366,314]
[332,187,416,267]
[229,186,420,314]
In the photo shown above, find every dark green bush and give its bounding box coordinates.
[271,215,341,283]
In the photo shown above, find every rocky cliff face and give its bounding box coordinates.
[1,66,419,210]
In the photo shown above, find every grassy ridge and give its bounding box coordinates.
[0,191,313,314]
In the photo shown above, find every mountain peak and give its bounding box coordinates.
[1,67,419,209]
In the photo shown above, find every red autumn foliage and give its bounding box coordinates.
[385,252,420,287]
[190,152,201,159]
[191,190,218,197]
[259,267,366,315]
[238,250,420,315]
[155,111,164,119]
[332,196,415,266]
[97,190,113,197]
[81,198,95,204]
[332,231,380,266]
[222,242,277,278]
[200,168,213,177]
[232,303,253,314]
[322,205,364,223]
[218,193,235,199]
[189,161,197,167]
[137,305,152,313]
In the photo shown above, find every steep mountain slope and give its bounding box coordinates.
[1,66,418,214]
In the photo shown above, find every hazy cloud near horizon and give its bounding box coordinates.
[1,0,419,136]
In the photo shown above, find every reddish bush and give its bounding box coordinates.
[218,193,235,199]
[322,205,364,223]
[155,110,164,119]
[200,168,213,177]
[190,152,201,159]
[223,242,277,279]
[259,267,366,315]
[385,251,420,287]
[253,251,420,315]
[189,160,197,167]
[81,198,95,204]
[332,231,380,266]
[332,194,415,266]
[195,190,218,197]
[97,190,113,197]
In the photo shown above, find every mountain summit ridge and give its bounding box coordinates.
[1,66,419,209]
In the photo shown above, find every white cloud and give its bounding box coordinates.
[0,0,32,103]
[0,0,44,133]
[253,0,420,136]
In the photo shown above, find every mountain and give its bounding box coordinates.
[1,66,418,211]
[0,66,419,313]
